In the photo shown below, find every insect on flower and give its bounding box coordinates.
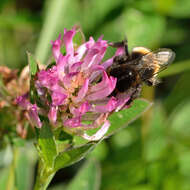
[107,40,175,104]
[16,27,175,141]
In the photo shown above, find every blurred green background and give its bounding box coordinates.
[1,0,190,190]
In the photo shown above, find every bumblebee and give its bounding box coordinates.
[107,40,175,101]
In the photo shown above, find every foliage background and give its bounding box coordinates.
[0,0,190,189]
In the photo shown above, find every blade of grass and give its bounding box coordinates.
[35,0,68,64]
[159,60,190,78]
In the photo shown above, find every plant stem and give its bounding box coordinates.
[6,146,19,190]
[34,160,56,190]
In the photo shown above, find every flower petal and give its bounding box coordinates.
[102,57,114,70]
[115,93,131,112]
[56,54,68,79]
[91,47,107,67]
[73,37,95,61]
[71,101,91,117]
[51,34,62,62]
[115,46,126,56]
[69,62,83,73]
[63,28,76,57]
[28,104,42,128]
[48,106,58,124]
[16,94,30,109]
[92,96,117,113]
[52,91,67,106]
[89,65,105,82]
[37,68,58,90]
[81,48,99,69]
[102,46,125,70]
[62,72,78,89]
[16,94,42,128]
[74,78,89,103]
[90,71,109,92]
[64,116,81,128]
[87,73,117,101]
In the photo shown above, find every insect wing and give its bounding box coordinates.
[141,48,175,74]
[153,48,175,67]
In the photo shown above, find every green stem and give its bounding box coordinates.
[34,160,56,190]
[6,146,19,190]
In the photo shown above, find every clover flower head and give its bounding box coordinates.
[17,27,131,140]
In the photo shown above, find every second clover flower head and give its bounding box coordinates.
[17,27,131,141]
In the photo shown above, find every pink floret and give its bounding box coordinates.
[48,106,58,124]
[51,34,62,62]
[16,27,132,141]
[16,94,42,128]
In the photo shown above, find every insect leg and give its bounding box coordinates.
[109,39,129,56]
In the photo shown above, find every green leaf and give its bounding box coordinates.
[0,146,12,168]
[159,60,190,78]
[168,0,190,18]
[37,122,57,169]
[15,146,37,190]
[161,21,187,46]
[163,174,182,190]
[106,99,151,137]
[88,141,108,161]
[170,101,190,140]
[122,9,166,49]
[54,143,95,171]
[80,0,124,33]
[27,52,38,76]
[102,158,146,189]
[144,104,168,161]
[0,168,9,190]
[165,71,190,113]
[129,185,154,190]
[66,159,101,190]
[48,183,67,190]
[147,162,165,189]
[12,138,25,147]
[178,151,190,178]
[111,127,137,149]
